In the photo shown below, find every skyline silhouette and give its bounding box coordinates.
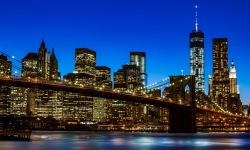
[0,0,249,103]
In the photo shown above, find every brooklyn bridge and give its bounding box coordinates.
[0,49,249,133]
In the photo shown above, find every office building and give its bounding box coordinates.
[130,52,147,87]
[49,47,61,81]
[22,53,38,78]
[229,60,237,95]
[65,48,96,85]
[96,66,112,89]
[190,30,205,94]
[114,69,126,91]
[212,38,230,110]
[75,48,96,79]
[0,54,12,76]
[37,39,50,79]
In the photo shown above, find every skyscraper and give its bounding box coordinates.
[22,53,38,78]
[64,48,96,85]
[190,5,205,104]
[0,54,12,115]
[49,47,61,81]
[190,30,205,93]
[212,38,230,110]
[228,60,242,113]
[130,52,147,88]
[75,48,96,75]
[190,30,204,92]
[37,39,50,79]
[0,54,12,76]
[113,65,141,91]
[229,60,237,95]
[96,66,112,89]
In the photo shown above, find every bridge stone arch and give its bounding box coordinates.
[165,75,197,133]
[164,75,195,106]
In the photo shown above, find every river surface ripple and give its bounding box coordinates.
[1,131,250,150]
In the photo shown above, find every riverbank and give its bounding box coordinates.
[0,130,32,140]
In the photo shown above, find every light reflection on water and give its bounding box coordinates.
[1,131,250,150]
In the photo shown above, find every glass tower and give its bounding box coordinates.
[190,30,205,93]
[130,52,147,88]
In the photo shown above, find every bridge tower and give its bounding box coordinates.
[167,75,197,133]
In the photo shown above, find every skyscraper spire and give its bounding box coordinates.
[195,4,198,31]
[190,0,204,104]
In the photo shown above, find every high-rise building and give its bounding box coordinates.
[229,60,237,95]
[93,97,112,122]
[212,38,230,110]
[114,65,141,91]
[22,41,60,81]
[49,47,61,81]
[130,52,147,87]
[75,48,96,74]
[123,64,141,90]
[37,39,50,79]
[228,60,242,114]
[68,48,96,85]
[0,54,12,76]
[96,66,112,89]
[64,48,96,85]
[208,75,213,97]
[22,53,38,78]
[190,30,205,93]
[0,54,12,115]
[63,48,96,122]
[93,66,112,122]
[114,69,126,91]
[190,4,205,103]
[112,64,142,123]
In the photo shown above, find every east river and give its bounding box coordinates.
[1,131,250,150]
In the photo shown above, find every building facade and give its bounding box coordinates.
[96,66,112,89]
[65,48,96,86]
[49,48,61,81]
[114,69,126,91]
[22,53,38,78]
[190,30,205,95]
[229,60,237,95]
[130,52,147,87]
[37,39,50,79]
[0,54,12,76]
[212,38,230,110]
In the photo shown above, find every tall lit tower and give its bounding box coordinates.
[190,5,205,95]
[130,52,147,87]
[37,39,50,79]
[229,60,237,95]
[0,54,12,76]
[212,38,229,109]
[49,47,61,81]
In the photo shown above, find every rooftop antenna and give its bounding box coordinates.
[195,1,198,31]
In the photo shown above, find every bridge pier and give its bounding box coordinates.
[168,107,197,133]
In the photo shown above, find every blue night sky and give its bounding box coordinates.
[0,0,250,104]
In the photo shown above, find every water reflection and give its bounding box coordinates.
[1,131,250,150]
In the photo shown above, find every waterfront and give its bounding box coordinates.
[1,131,250,150]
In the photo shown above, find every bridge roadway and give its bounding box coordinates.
[0,76,190,109]
[0,76,246,118]
[0,75,248,133]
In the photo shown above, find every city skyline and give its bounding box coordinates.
[0,0,250,104]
